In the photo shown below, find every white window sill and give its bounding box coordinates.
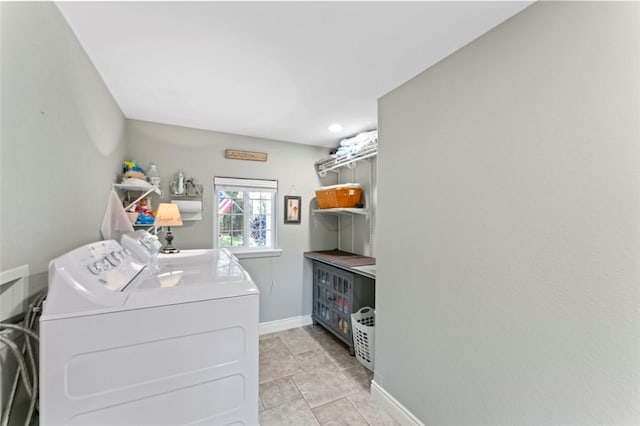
[230,248,283,259]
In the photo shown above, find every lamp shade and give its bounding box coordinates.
[154,203,183,227]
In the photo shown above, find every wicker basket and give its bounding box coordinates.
[315,184,362,209]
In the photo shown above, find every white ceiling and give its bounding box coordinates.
[56,1,533,148]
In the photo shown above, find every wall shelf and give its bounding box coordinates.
[113,182,161,211]
[169,193,202,202]
[313,208,369,216]
[314,145,377,177]
[113,182,161,194]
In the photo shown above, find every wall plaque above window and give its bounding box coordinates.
[225,149,268,162]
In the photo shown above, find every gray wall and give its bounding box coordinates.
[376,2,639,425]
[1,1,126,275]
[1,0,126,417]
[126,119,338,322]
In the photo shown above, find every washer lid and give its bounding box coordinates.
[123,249,259,308]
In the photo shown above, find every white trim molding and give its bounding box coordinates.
[259,314,313,335]
[371,380,424,426]
[233,248,283,259]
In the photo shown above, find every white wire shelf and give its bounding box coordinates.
[314,145,377,176]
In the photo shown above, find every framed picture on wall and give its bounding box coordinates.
[284,196,301,224]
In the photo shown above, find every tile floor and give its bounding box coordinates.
[259,325,398,425]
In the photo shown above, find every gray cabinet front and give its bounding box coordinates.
[312,261,375,352]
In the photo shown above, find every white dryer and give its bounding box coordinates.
[40,237,259,426]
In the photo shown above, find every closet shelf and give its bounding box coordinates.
[314,145,377,177]
[313,208,369,216]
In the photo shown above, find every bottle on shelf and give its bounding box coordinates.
[177,170,185,194]
[147,163,160,188]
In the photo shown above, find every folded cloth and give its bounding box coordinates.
[339,130,378,147]
[101,189,134,240]
[336,146,352,157]
[351,137,377,154]
[339,138,357,147]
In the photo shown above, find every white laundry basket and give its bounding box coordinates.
[351,307,375,371]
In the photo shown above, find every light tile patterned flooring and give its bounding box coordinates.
[259,325,398,425]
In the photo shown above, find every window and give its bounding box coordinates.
[213,177,281,258]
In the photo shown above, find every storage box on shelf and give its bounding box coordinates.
[315,184,362,209]
[313,183,368,216]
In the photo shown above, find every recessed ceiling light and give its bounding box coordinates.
[328,123,343,133]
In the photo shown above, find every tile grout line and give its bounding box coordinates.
[259,374,303,411]
[289,371,322,425]
[345,396,373,426]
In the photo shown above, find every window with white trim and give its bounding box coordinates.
[213,177,278,254]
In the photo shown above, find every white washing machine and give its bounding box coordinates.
[40,234,259,426]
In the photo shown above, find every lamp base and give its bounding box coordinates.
[161,226,180,254]
[160,247,180,254]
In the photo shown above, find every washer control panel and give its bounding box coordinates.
[120,230,163,264]
[81,241,145,291]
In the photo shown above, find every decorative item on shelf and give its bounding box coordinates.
[154,203,183,254]
[177,170,185,194]
[170,171,198,196]
[185,179,202,197]
[132,205,155,225]
[122,160,146,180]
[284,195,302,224]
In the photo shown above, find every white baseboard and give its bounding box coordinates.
[371,380,424,426]
[259,314,313,335]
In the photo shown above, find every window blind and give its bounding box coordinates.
[214,177,277,192]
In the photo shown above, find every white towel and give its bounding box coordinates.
[100,189,133,240]
[339,130,378,147]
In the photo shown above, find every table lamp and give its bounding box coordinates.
[155,203,183,254]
